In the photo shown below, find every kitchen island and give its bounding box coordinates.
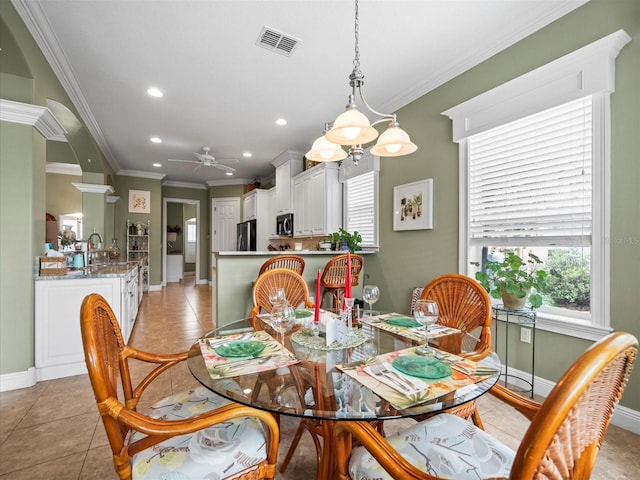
[212,250,371,325]
[34,260,143,380]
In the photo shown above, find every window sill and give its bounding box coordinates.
[533,312,612,341]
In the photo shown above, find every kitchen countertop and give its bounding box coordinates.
[34,261,139,281]
[214,249,376,256]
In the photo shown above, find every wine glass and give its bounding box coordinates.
[271,302,296,362]
[362,285,380,316]
[414,299,439,355]
[268,286,285,307]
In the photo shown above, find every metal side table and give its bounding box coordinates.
[493,305,536,398]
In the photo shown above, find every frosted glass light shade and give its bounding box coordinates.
[305,135,348,162]
[370,125,417,157]
[325,108,379,146]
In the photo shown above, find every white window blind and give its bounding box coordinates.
[468,96,592,246]
[344,171,375,246]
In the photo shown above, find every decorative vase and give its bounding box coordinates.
[167,232,177,242]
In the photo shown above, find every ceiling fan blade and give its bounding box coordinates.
[168,158,200,164]
[211,163,236,173]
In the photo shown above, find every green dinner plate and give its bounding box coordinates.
[392,355,452,379]
[214,341,265,358]
[386,317,421,328]
[295,309,313,319]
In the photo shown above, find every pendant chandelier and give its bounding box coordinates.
[306,0,417,165]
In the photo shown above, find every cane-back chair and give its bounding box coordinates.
[257,254,305,277]
[80,293,279,480]
[419,274,492,362]
[320,253,363,311]
[334,331,637,480]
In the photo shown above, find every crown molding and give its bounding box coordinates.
[11,0,119,171]
[207,178,253,187]
[72,183,115,195]
[0,99,66,140]
[116,169,166,181]
[46,162,82,176]
[162,181,207,190]
[106,195,120,203]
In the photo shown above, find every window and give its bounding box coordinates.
[443,30,631,340]
[185,218,196,263]
[340,150,380,249]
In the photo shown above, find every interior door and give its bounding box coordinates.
[212,198,240,252]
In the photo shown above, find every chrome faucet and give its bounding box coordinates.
[87,232,104,265]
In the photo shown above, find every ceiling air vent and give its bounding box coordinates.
[256,26,300,57]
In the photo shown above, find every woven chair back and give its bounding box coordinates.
[253,268,312,313]
[258,255,305,277]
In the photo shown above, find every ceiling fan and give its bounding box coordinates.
[168,147,237,173]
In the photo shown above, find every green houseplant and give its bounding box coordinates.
[475,250,547,309]
[328,228,362,253]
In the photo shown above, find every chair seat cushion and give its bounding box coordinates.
[131,385,268,480]
[349,413,515,480]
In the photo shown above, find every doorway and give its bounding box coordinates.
[162,197,200,286]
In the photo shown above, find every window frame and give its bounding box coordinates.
[443,30,630,341]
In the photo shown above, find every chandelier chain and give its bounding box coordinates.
[353,0,360,71]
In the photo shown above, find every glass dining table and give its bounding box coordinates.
[187,313,501,479]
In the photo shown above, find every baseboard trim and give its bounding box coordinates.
[506,366,639,434]
[0,367,37,392]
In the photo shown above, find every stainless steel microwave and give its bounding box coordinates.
[276,213,294,236]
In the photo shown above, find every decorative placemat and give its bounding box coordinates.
[291,328,368,351]
[360,313,460,344]
[336,347,497,410]
[199,330,299,379]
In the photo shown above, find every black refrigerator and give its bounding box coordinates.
[236,219,257,251]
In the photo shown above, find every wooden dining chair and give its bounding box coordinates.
[251,267,314,319]
[334,331,637,480]
[419,273,492,362]
[415,274,493,427]
[320,253,363,311]
[80,293,279,480]
[249,268,314,402]
[257,254,305,277]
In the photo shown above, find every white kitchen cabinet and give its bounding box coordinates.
[242,189,271,250]
[272,151,304,215]
[293,163,342,237]
[243,191,257,221]
[267,187,278,239]
[35,266,141,381]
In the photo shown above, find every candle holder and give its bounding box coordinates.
[342,297,357,341]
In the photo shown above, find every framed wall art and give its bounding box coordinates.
[128,189,151,214]
[393,178,433,231]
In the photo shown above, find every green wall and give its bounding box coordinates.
[369,0,639,411]
[1,0,638,416]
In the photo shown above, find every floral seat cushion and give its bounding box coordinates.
[349,413,515,480]
[131,385,269,480]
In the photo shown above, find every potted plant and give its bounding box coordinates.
[167,225,182,242]
[475,249,547,309]
[328,228,362,253]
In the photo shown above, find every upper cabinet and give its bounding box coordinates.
[271,150,304,215]
[267,187,277,239]
[293,163,342,237]
[242,189,270,250]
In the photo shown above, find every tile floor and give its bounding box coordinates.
[1,277,638,479]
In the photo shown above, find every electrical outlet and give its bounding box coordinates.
[520,327,532,344]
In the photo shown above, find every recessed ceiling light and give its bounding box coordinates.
[275,118,287,126]
[150,137,162,143]
[225,172,233,176]
[243,152,252,158]
[153,163,162,168]
[147,87,163,97]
